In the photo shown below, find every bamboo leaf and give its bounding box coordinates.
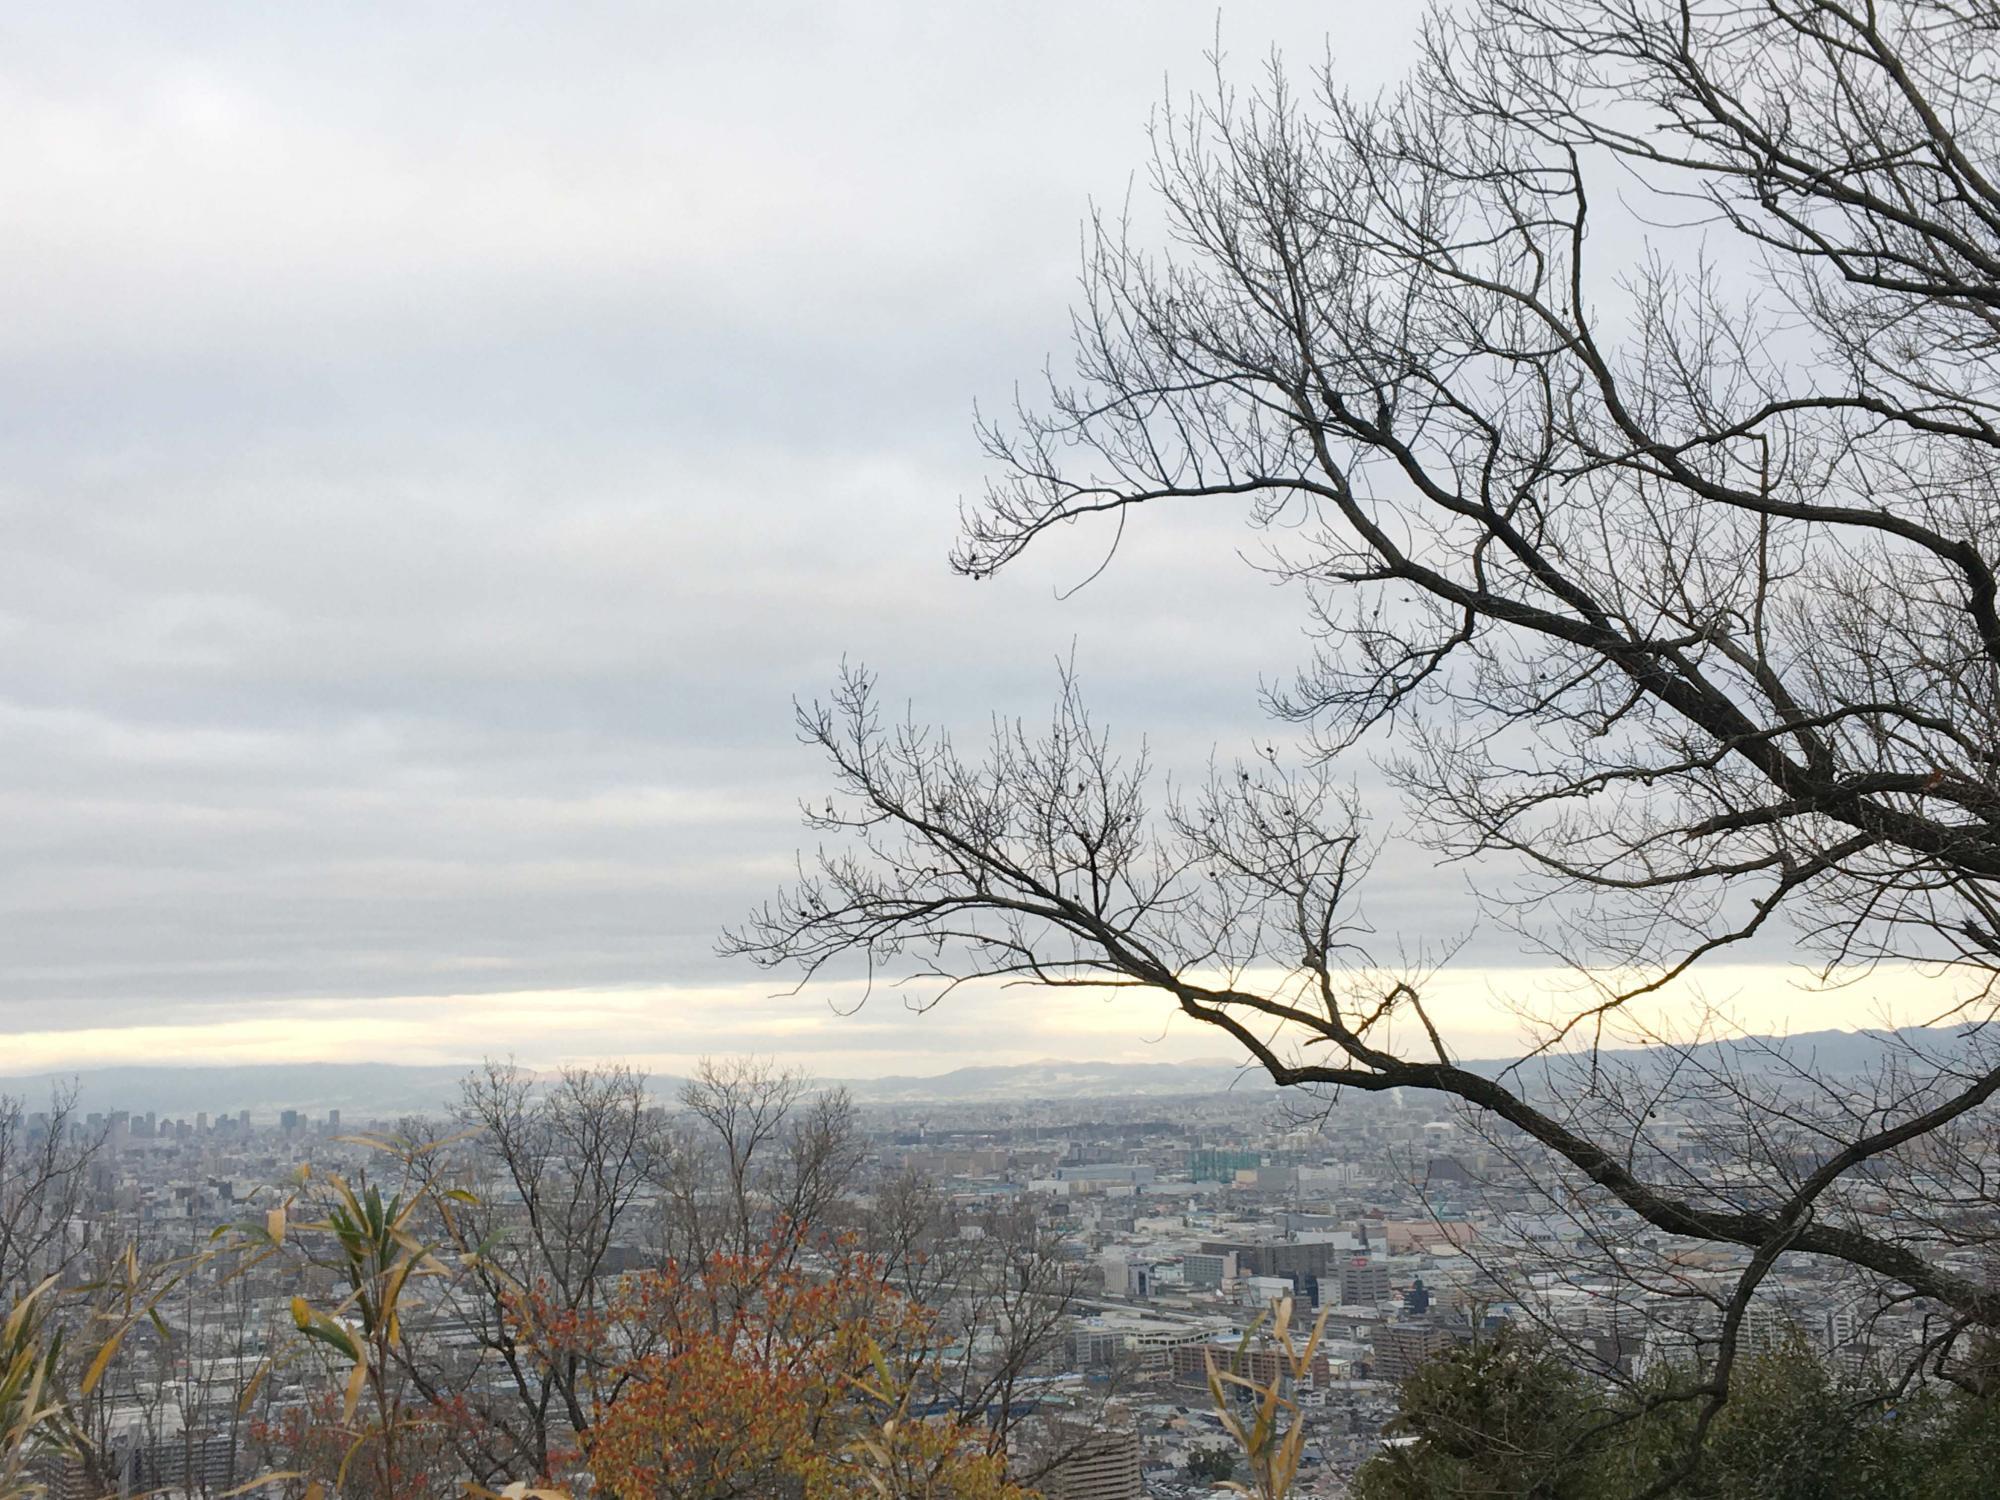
[335,1424,369,1488]
[80,1325,129,1396]
[340,1355,368,1425]
[236,1358,272,1415]
[219,1470,306,1496]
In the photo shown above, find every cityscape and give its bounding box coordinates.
[2,1027,1965,1497]
[7,0,2000,1495]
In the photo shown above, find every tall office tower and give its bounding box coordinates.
[1340,1259,1392,1305]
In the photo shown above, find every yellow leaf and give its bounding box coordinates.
[336,1426,369,1488]
[81,1324,129,1395]
[265,1206,286,1246]
[219,1470,305,1496]
[236,1357,271,1415]
[341,1355,368,1425]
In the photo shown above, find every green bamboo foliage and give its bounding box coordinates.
[230,1140,488,1498]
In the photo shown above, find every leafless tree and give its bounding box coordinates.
[865,1170,1098,1481]
[728,0,2000,1476]
[654,1056,860,1275]
[378,1059,859,1488]
[0,1083,104,1298]
[387,1062,665,1484]
[457,1062,660,1304]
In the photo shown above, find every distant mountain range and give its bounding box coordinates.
[834,1058,1278,1104]
[0,1062,478,1121]
[0,1025,1975,1120]
[0,1057,1272,1120]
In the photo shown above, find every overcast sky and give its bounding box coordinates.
[0,3,1940,1080]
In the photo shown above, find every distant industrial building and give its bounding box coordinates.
[1054,1163,1156,1187]
[1187,1148,1261,1182]
[1202,1236,1341,1280]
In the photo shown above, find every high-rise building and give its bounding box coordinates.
[1069,1326,1125,1370]
[327,1108,342,1132]
[280,1110,301,1134]
[1041,1427,1141,1500]
[39,1432,239,1497]
[1340,1259,1391,1305]
[1203,1238,1337,1280]
[1371,1322,1458,1381]
[1184,1250,1235,1288]
[1171,1340,1332,1389]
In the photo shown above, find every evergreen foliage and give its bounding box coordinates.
[1353,1333,2000,1500]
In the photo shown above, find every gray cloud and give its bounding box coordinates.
[0,3,1449,1058]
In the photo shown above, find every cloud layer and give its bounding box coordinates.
[3,4,1930,1074]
